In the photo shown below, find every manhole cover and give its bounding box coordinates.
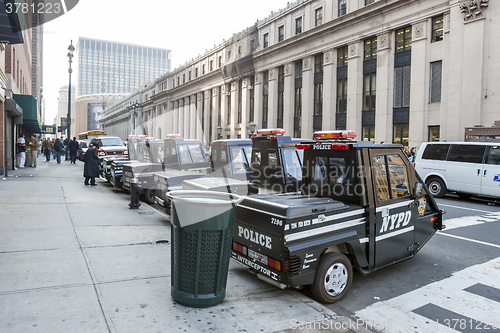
[155,239,170,245]
[137,211,155,215]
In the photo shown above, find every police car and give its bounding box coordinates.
[249,129,314,194]
[231,130,444,303]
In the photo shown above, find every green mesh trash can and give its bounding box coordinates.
[168,190,243,308]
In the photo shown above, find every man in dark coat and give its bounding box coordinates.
[84,144,99,186]
[68,137,79,164]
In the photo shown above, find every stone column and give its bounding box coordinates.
[268,68,277,128]
[230,81,237,138]
[346,41,363,136]
[322,50,335,131]
[375,31,392,144]
[241,78,249,138]
[283,63,294,135]
[254,72,262,131]
[301,56,313,138]
[409,20,427,146]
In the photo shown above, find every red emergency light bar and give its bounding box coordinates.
[257,128,286,136]
[297,144,350,150]
[313,130,357,140]
[165,134,182,139]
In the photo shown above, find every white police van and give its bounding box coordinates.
[414,142,500,198]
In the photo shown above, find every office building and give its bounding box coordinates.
[76,37,171,96]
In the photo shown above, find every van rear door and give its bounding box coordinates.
[445,144,486,194]
[481,145,500,197]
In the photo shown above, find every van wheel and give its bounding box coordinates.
[310,252,353,304]
[143,189,156,205]
[426,177,446,198]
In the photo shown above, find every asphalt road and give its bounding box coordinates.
[318,195,500,333]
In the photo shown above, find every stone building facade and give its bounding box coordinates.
[101,0,499,148]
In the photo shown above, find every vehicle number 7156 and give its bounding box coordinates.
[271,217,283,226]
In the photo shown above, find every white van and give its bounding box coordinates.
[414,142,500,198]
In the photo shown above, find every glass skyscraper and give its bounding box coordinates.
[77,37,171,96]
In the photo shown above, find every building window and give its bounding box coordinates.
[294,60,302,138]
[263,33,269,48]
[338,46,348,67]
[209,89,213,142]
[395,26,412,53]
[336,78,347,114]
[249,76,255,122]
[277,66,285,125]
[314,54,323,73]
[262,71,269,128]
[314,84,323,116]
[428,126,440,142]
[364,37,378,60]
[189,71,192,80]
[202,64,205,74]
[227,84,231,125]
[238,79,242,124]
[183,74,186,83]
[338,0,347,17]
[393,123,409,146]
[362,125,375,142]
[365,0,376,5]
[295,17,302,34]
[394,65,411,108]
[315,7,323,26]
[201,96,205,131]
[430,61,442,103]
[195,68,198,78]
[218,87,222,126]
[432,15,444,43]
[278,25,285,42]
[210,60,213,71]
[363,73,376,111]
[219,56,222,67]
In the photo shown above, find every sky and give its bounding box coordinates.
[42,0,291,124]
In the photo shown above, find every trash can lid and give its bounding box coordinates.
[167,190,244,227]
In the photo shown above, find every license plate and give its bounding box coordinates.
[248,249,267,264]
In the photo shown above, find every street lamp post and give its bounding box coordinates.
[133,101,138,134]
[65,40,75,160]
[249,122,256,138]
[216,125,222,140]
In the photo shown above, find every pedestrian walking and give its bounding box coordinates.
[28,135,39,168]
[407,147,416,163]
[42,137,53,162]
[52,139,56,160]
[83,144,99,186]
[16,134,26,168]
[54,138,64,164]
[68,137,79,164]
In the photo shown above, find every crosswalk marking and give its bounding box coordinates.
[355,257,500,333]
[442,212,500,230]
[437,233,500,249]
[413,303,500,333]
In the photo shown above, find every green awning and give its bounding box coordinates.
[14,94,40,133]
[41,125,56,134]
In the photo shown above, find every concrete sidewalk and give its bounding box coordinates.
[0,154,367,333]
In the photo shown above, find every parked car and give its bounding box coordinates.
[414,141,500,198]
[77,140,90,161]
[90,136,128,159]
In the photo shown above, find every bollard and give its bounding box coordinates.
[128,177,141,209]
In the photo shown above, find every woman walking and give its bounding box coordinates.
[54,138,64,164]
[83,144,99,186]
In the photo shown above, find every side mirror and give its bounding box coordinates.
[414,182,424,198]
